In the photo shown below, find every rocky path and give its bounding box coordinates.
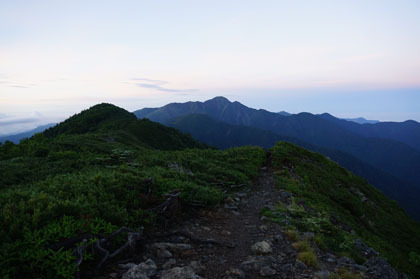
[99,153,399,279]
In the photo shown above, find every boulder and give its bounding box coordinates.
[122,259,157,279]
[251,241,273,255]
[160,266,203,279]
[260,266,276,276]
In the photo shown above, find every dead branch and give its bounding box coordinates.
[147,191,181,214]
[72,238,87,279]
[93,226,144,274]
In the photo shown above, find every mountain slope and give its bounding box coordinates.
[319,113,420,151]
[165,113,420,220]
[166,113,292,149]
[269,142,420,277]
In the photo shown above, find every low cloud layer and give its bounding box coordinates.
[0,112,48,136]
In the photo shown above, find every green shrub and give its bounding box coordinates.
[297,250,318,268]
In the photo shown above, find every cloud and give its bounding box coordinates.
[136,83,198,93]
[131,77,198,93]
[131,78,167,85]
[0,117,41,125]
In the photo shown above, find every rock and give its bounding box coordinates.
[168,162,193,175]
[202,226,211,231]
[326,257,336,263]
[365,257,398,279]
[122,259,157,279]
[225,197,235,205]
[251,241,273,255]
[119,263,137,270]
[295,260,307,271]
[182,249,198,257]
[338,256,354,266]
[189,261,204,272]
[162,259,176,269]
[314,270,330,279]
[259,225,268,232]
[221,230,231,236]
[280,191,292,199]
[274,234,283,242]
[226,268,245,278]
[354,264,368,272]
[355,239,379,258]
[235,192,247,198]
[241,256,268,271]
[160,266,203,279]
[152,242,193,252]
[232,210,241,216]
[157,248,173,258]
[109,273,119,279]
[260,266,276,276]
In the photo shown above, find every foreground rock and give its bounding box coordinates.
[251,241,273,255]
[159,266,203,279]
[122,259,157,279]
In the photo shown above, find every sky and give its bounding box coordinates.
[1,0,420,135]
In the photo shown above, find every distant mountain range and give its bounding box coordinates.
[280,111,380,124]
[0,123,56,144]
[134,96,420,220]
[342,117,380,124]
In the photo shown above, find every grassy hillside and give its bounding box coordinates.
[0,104,266,278]
[266,142,420,277]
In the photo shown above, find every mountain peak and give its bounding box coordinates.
[205,96,231,104]
[44,103,135,137]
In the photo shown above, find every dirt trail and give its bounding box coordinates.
[180,152,294,278]
[98,152,382,279]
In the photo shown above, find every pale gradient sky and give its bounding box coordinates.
[1,0,420,135]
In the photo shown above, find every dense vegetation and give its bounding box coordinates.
[264,142,420,277]
[0,104,266,278]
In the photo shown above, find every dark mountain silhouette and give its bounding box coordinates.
[134,96,420,185]
[0,123,56,144]
[278,111,291,116]
[319,113,420,151]
[134,97,420,219]
[166,113,420,219]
